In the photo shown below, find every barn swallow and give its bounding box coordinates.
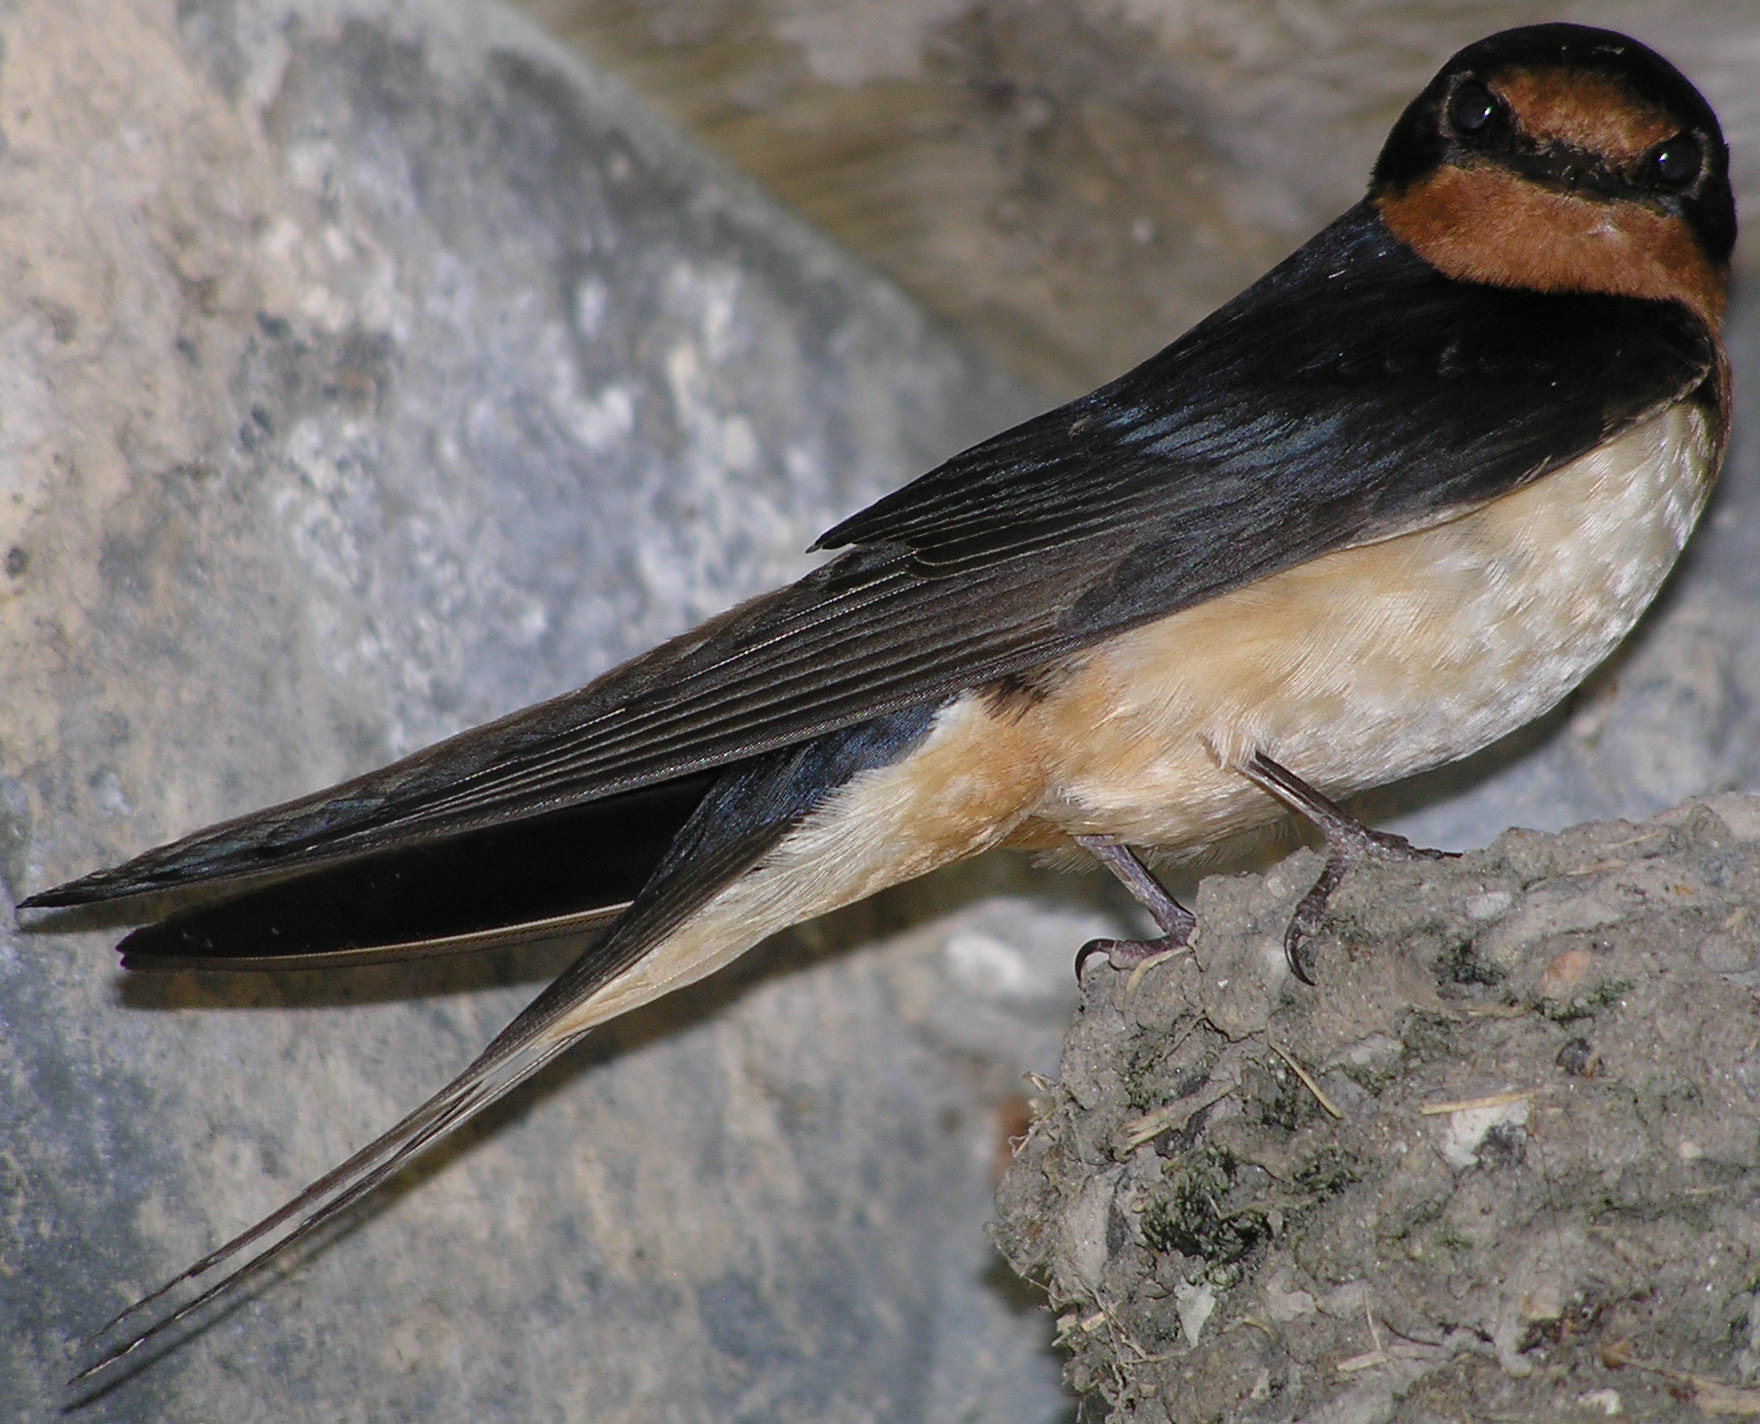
[23,22,1734,1385]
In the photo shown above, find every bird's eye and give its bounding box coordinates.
[1446,79,1502,137]
[1645,132,1703,189]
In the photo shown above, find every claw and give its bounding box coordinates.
[1074,836,1195,980]
[1242,751,1457,981]
[1074,930,1189,980]
[1072,753,1457,987]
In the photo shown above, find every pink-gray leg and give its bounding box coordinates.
[1240,750,1455,984]
[1074,835,1197,979]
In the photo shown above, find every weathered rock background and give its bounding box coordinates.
[0,2,1064,1419]
[1,1,1757,1422]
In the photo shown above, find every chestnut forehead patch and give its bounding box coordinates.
[1490,68,1681,162]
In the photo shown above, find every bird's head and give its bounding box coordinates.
[1371,23,1734,324]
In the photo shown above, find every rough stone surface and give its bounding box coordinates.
[995,794,1760,1423]
[0,2,1077,1420]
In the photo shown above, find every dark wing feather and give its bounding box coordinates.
[818,201,1716,617]
[112,776,714,969]
[25,201,1716,912]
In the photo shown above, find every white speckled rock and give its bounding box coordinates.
[0,2,1071,1419]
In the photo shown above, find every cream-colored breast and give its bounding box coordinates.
[1021,398,1718,850]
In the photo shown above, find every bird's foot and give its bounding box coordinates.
[1242,751,1456,984]
[1074,835,1196,978]
[1074,929,1193,978]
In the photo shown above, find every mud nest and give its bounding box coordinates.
[995,794,1760,1422]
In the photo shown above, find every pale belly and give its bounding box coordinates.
[1012,399,1716,851]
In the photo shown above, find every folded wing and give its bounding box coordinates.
[23,201,1717,947]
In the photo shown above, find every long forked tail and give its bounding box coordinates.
[68,974,584,1391]
[68,827,776,1394]
[67,704,941,1394]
